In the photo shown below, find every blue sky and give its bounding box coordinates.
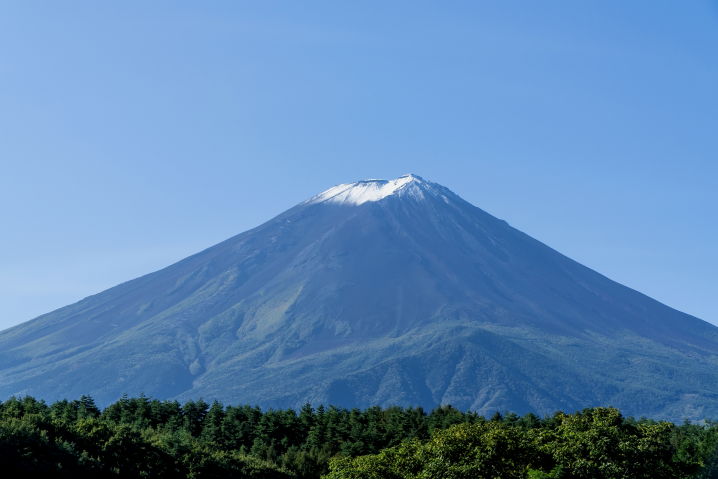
[1,1,716,329]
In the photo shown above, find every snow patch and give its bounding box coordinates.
[307,174,429,206]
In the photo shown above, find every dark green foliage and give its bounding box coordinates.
[1,396,718,478]
[324,408,715,479]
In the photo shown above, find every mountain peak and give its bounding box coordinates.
[3,173,715,420]
[306,174,433,206]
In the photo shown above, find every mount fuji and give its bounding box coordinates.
[1,174,717,420]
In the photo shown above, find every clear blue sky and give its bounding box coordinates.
[1,1,716,330]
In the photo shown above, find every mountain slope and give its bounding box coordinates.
[1,174,717,420]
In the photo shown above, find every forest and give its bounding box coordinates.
[2,395,718,479]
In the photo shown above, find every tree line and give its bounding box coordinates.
[2,394,718,478]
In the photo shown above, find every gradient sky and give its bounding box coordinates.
[1,1,716,330]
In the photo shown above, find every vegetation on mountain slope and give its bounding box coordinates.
[3,395,718,478]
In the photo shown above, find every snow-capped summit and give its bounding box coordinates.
[1,174,716,421]
[307,174,434,206]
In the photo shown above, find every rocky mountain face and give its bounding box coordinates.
[1,174,717,421]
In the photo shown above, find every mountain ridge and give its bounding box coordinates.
[1,175,717,421]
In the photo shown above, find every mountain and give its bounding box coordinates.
[1,174,717,420]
